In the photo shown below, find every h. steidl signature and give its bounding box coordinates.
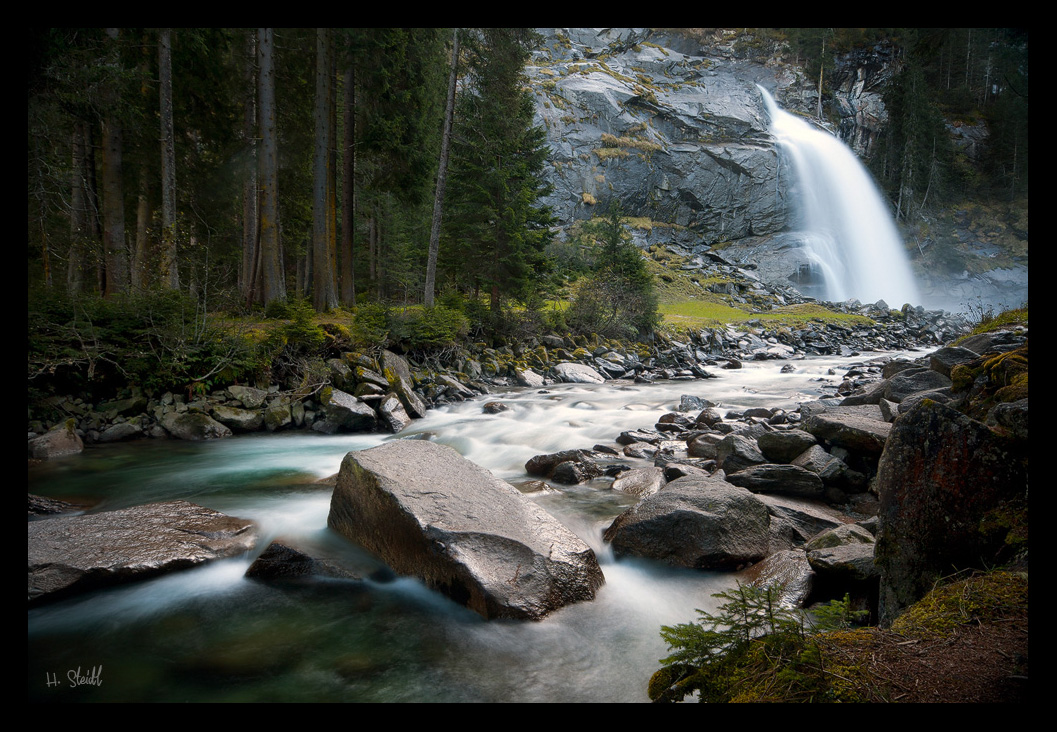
[45,666,102,688]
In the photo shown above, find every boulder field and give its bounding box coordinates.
[28,323,1026,633]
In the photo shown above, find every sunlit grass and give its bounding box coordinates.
[660,300,876,330]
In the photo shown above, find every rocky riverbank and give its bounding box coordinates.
[27,301,973,459]
[28,310,1028,703]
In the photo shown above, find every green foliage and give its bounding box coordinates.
[350,302,391,350]
[387,306,470,353]
[445,28,555,318]
[565,201,659,339]
[651,583,867,703]
[28,289,261,403]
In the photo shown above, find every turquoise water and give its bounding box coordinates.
[28,354,890,702]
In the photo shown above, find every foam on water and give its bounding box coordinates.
[758,85,920,308]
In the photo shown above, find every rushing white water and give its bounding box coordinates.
[758,85,920,308]
[28,353,911,702]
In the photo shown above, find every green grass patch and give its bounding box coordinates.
[659,300,875,329]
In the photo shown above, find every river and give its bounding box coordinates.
[27,349,910,702]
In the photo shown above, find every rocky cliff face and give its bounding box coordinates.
[527,29,1028,315]
[527,28,797,245]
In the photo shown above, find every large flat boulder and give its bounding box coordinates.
[28,500,257,605]
[802,404,891,456]
[327,440,604,621]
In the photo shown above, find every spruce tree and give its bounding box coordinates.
[445,28,554,320]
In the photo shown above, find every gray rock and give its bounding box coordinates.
[377,393,412,433]
[211,404,264,433]
[806,542,879,581]
[228,385,268,409]
[986,397,1028,442]
[928,346,981,378]
[322,388,378,432]
[515,368,546,388]
[553,362,606,384]
[802,404,891,456]
[790,444,864,489]
[160,411,233,441]
[381,350,428,419]
[737,549,815,608]
[28,421,84,459]
[755,492,846,550]
[29,500,257,605]
[724,463,825,497]
[715,433,768,473]
[804,523,876,551]
[263,403,293,432]
[327,440,604,620]
[95,395,148,418]
[611,466,666,498]
[756,429,818,463]
[882,367,952,403]
[603,475,771,570]
[96,421,143,443]
[525,449,598,479]
[245,540,360,581]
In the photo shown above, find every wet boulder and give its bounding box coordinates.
[320,388,378,433]
[160,410,233,440]
[603,475,770,570]
[611,466,667,498]
[328,440,605,621]
[802,404,891,456]
[553,362,606,384]
[28,500,257,605]
[28,420,84,459]
[381,350,428,419]
[724,463,825,498]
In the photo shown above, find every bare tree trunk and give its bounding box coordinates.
[132,164,151,290]
[101,28,128,296]
[340,62,356,306]
[241,30,259,304]
[424,28,459,307]
[68,119,90,295]
[159,27,179,289]
[257,28,285,305]
[312,28,339,311]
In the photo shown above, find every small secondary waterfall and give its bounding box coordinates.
[758,85,920,308]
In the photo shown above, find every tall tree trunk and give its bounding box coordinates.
[158,27,179,289]
[312,28,338,311]
[340,62,356,306]
[241,30,259,304]
[133,163,151,290]
[257,28,285,305]
[424,28,459,307]
[68,119,90,295]
[101,28,128,297]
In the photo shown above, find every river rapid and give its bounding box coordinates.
[27,349,915,703]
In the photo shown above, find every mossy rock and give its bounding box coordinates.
[889,571,1028,639]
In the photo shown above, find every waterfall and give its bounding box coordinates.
[757,85,920,308]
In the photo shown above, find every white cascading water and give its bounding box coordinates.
[757,85,920,308]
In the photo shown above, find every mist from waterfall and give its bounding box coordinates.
[758,85,920,308]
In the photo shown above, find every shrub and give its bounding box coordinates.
[650,583,867,703]
[388,306,470,353]
[28,289,261,402]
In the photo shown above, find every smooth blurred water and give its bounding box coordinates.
[759,85,921,308]
[28,352,903,702]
